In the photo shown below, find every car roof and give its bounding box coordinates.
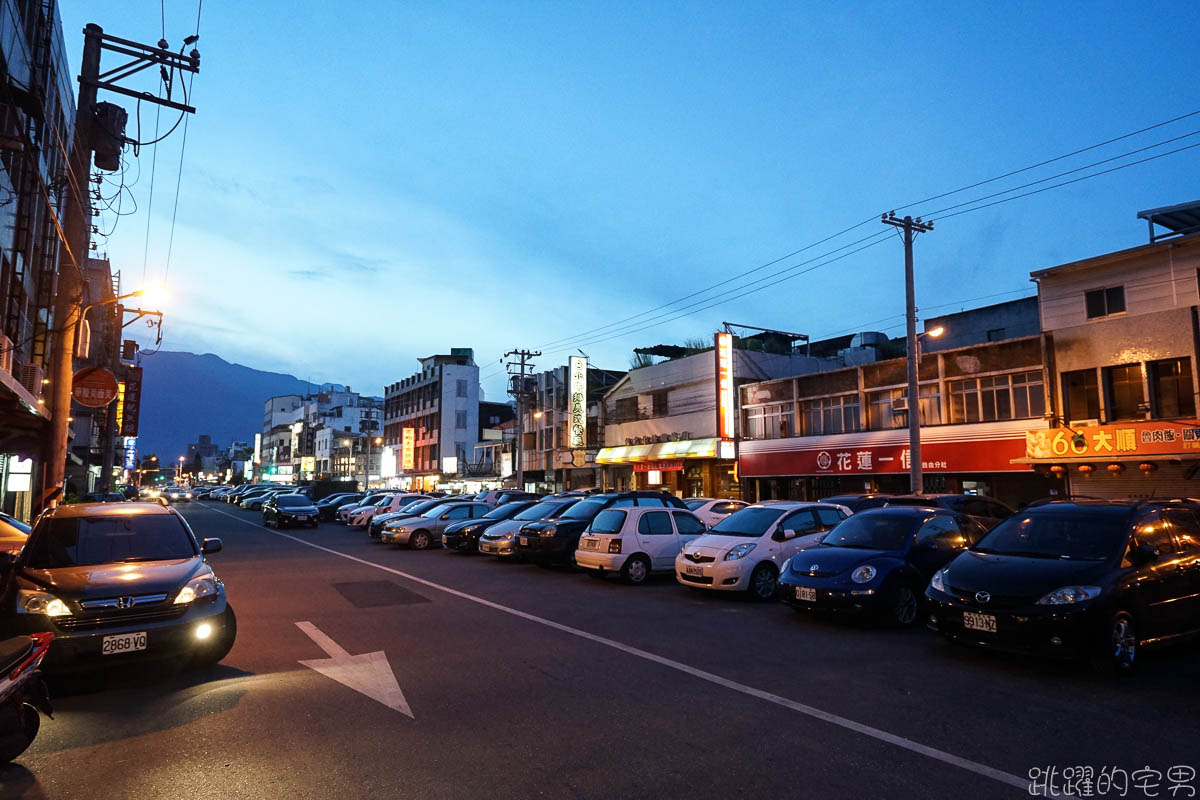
[856,505,954,518]
[44,502,176,518]
[753,500,841,509]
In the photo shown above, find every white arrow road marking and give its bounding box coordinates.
[295,621,413,718]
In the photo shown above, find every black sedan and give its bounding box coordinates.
[316,493,363,522]
[263,494,320,528]
[442,501,539,553]
[779,507,985,626]
[925,499,1200,674]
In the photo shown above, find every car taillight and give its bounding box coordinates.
[608,539,622,554]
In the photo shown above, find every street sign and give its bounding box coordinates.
[71,366,119,407]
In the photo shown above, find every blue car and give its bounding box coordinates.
[778,507,987,626]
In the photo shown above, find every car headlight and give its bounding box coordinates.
[851,565,877,584]
[725,543,756,561]
[1036,586,1101,605]
[502,531,516,540]
[174,570,218,604]
[779,556,793,574]
[17,589,71,617]
[930,568,947,593]
[185,493,194,499]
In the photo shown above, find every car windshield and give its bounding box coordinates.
[276,495,310,507]
[709,507,787,538]
[685,499,708,510]
[561,499,607,520]
[515,501,574,521]
[821,513,917,550]
[25,515,197,568]
[589,509,626,534]
[973,513,1126,560]
[483,503,525,520]
[421,503,461,518]
[400,500,441,516]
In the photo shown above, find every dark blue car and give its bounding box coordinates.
[778,507,987,626]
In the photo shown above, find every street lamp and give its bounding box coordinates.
[907,325,945,495]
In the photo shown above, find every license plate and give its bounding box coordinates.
[795,586,817,603]
[963,611,997,633]
[480,543,493,552]
[297,516,308,521]
[102,631,147,655]
[584,539,598,550]
[684,565,704,577]
[519,537,529,546]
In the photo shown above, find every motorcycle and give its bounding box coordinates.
[0,632,53,763]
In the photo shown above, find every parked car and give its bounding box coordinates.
[884,494,1014,530]
[349,494,428,528]
[263,493,321,528]
[576,507,708,584]
[162,486,193,503]
[478,499,581,558]
[316,492,363,522]
[675,501,852,600]
[821,494,894,512]
[204,487,231,501]
[82,492,128,503]
[779,507,987,625]
[516,491,689,568]
[380,502,492,549]
[442,501,540,553]
[475,489,541,508]
[369,497,461,538]
[225,484,268,504]
[336,492,393,524]
[0,502,235,670]
[241,488,289,511]
[926,499,1200,674]
[683,498,749,527]
[0,512,30,555]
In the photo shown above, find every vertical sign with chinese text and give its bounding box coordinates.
[119,367,142,436]
[568,356,587,449]
[401,427,416,471]
[715,332,735,440]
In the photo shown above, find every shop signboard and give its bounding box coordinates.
[401,427,415,471]
[1025,420,1200,460]
[714,333,735,439]
[633,459,685,473]
[568,355,587,449]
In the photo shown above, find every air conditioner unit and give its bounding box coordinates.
[1068,419,1099,428]
[892,396,909,413]
[17,362,42,399]
[0,333,12,374]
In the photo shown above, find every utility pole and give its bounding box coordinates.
[40,24,200,510]
[504,349,540,491]
[882,212,934,495]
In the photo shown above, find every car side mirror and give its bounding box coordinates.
[774,529,797,541]
[201,538,223,555]
[1132,543,1158,565]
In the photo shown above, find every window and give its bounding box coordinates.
[746,403,795,439]
[672,512,706,535]
[915,516,966,549]
[455,411,467,430]
[779,510,820,536]
[1165,508,1200,552]
[815,507,845,527]
[800,395,859,436]
[615,397,638,421]
[1104,364,1144,422]
[651,391,669,417]
[637,511,674,535]
[443,505,471,519]
[949,380,980,424]
[635,496,667,507]
[1149,358,1195,419]
[456,379,468,398]
[1011,371,1045,419]
[1134,512,1175,555]
[986,328,1005,342]
[1062,369,1101,423]
[979,375,1012,421]
[868,386,939,429]
[1085,286,1126,319]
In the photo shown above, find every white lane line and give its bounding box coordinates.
[199,502,1032,794]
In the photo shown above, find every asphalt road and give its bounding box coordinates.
[3,500,1199,799]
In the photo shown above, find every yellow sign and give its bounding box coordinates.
[402,427,415,471]
[116,381,126,430]
[715,332,735,439]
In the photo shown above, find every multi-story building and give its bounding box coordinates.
[259,394,303,481]
[597,340,818,498]
[382,349,479,492]
[518,363,624,493]
[294,388,381,481]
[1020,202,1200,498]
[0,0,76,519]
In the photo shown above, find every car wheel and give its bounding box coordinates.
[409,531,431,550]
[0,703,40,762]
[621,555,651,586]
[197,604,237,666]
[748,562,777,601]
[1093,610,1138,676]
[887,583,920,627]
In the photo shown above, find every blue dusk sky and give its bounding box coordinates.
[62,1,1200,400]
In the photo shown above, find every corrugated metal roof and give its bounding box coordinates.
[1138,199,1200,242]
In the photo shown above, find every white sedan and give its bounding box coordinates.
[683,497,749,527]
[675,501,851,600]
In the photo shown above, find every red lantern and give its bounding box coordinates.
[1138,462,1157,475]
[1049,464,1067,477]
[1077,464,1095,476]
[1106,463,1124,476]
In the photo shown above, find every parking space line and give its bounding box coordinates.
[200,503,1033,795]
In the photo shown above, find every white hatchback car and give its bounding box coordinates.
[576,507,708,585]
[675,501,851,600]
[683,498,749,527]
[348,493,428,528]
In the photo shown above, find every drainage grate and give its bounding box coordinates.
[332,581,431,608]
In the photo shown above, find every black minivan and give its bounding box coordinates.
[925,499,1200,674]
